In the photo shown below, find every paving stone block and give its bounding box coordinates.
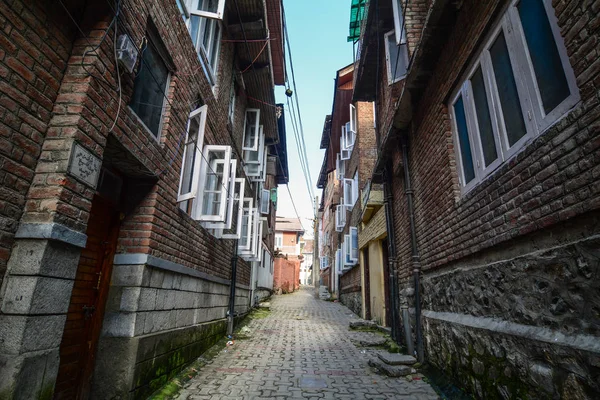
[377,353,417,365]
[368,359,412,377]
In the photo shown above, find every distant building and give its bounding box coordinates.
[274,217,305,257]
[300,239,314,285]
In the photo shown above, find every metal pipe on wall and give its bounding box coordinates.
[382,166,400,343]
[227,240,239,336]
[401,139,424,362]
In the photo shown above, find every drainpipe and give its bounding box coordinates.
[401,138,424,362]
[382,165,400,343]
[227,240,239,336]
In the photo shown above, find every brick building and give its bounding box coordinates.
[352,0,600,398]
[0,0,287,398]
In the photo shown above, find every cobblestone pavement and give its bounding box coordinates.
[176,288,439,399]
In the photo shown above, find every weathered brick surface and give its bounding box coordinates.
[273,257,300,293]
[0,0,76,287]
[379,0,600,397]
[0,0,293,288]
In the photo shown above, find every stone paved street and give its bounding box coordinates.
[176,289,439,399]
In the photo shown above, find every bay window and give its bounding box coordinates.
[450,0,578,194]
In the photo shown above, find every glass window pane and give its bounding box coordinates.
[490,31,527,147]
[129,42,169,137]
[180,118,200,195]
[453,96,476,184]
[210,22,220,69]
[387,34,408,82]
[471,67,498,167]
[190,16,200,47]
[244,112,258,148]
[517,0,569,114]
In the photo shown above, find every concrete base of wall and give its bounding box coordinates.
[411,214,600,399]
[92,318,228,399]
[91,260,251,399]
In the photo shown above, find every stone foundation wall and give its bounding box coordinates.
[91,259,250,399]
[418,231,600,399]
[340,291,362,318]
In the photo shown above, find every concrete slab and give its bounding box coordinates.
[378,352,417,365]
[369,358,412,377]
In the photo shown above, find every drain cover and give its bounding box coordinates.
[299,377,327,389]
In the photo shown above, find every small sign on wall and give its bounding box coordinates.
[68,142,101,188]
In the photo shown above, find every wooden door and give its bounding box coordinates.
[54,195,120,400]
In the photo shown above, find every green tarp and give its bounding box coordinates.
[348,0,367,42]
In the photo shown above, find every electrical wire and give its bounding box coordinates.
[109,0,122,132]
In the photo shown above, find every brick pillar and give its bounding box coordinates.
[0,6,115,398]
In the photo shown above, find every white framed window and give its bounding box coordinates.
[350,227,358,263]
[344,121,356,150]
[275,233,283,248]
[242,109,261,151]
[244,216,265,262]
[343,235,353,267]
[252,151,268,183]
[349,104,357,134]
[215,177,246,239]
[189,14,221,86]
[340,135,351,161]
[239,198,254,251]
[189,0,226,20]
[336,154,345,180]
[240,208,260,257]
[391,0,407,45]
[177,105,207,203]
[335,204,346,231]
[385,30,409,85]
[194,145,232,222]
[177,0,191,23]
[260,188,270,214]
[335,249,342,274]
[449,0,578,194]
[343,177,358,210]
[243,126,265,165]
[201,159,237,230]
[228,77,237,122]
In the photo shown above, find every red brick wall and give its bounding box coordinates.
[0,0,293,287]
[393,0,600,279]
[273,257,300,293]
[0,0,78,287]
[340,264,361,294]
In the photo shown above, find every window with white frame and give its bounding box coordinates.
[260,188,270,214]
[228,77,237,122]
[344,121,356,150]
[242,109,261,151]
[188,14,221,86]
[201,159,237,229]
[385,30,409,85]
[335,249,342,274]
[189,0,226,20]
[349,104,357,135]
[343,173,359,210]
[335,204,346,231]
[449,0,578,194]
[275,233,283,248]
[177,105,207,204]
[194,145,232,221]
[391,0,407,45]
[336,154,345,180]
[350,227,358,263]
[340,127,352,161]
[214,178,245,239]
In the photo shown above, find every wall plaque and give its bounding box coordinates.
[68,142,101,188]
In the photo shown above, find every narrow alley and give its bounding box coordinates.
[176,290,439,400]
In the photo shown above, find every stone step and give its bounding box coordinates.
[368,358,413,377]
[349,320,378,329]
[377,352,417,366]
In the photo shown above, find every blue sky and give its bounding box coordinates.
[274,0,354,236]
